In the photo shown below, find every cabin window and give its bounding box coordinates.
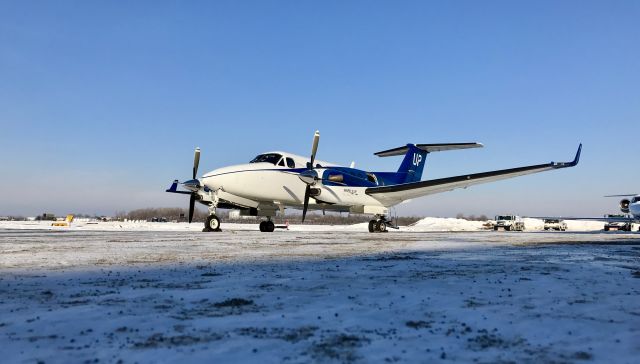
[367,173,378,185]
[286,158,295,168]
[249,153,282,165]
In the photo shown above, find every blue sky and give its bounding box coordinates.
[1,1,638,217]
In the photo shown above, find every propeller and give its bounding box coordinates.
[300,131,320,222]
[193,147,200,179]
[184,147,201,223]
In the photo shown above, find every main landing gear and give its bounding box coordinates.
[259,219,275,233]
[368,216,396,233]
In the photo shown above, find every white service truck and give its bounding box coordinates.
[543,219,567,231]
[493,215,525,231]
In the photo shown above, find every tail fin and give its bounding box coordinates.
[397,144,428,184]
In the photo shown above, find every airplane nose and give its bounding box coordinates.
[202,175,218,190]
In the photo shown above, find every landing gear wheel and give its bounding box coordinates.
[376,220,387,233]
[368,220,376,233]
[259,220,275,232]
[204,215,221,232]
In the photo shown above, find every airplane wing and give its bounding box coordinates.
[366,144,582,206]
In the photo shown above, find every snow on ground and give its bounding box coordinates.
[1,225,639,363]
[0,216,617,233]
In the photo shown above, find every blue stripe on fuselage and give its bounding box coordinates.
[204,167,420,188]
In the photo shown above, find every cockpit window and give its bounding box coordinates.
[633,196,640,203]
[286,158,295,168]
[250,153,283,165]
[278,158,285,167]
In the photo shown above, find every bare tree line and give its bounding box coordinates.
[455,213,490,221]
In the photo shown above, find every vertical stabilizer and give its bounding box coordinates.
[397,144,428,183]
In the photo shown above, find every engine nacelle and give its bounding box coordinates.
[620,199,630,213]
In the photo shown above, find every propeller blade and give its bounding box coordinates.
[188,193,196,223]
[309,131,319,168]
[302,185,310,222]
[193,147,201,179]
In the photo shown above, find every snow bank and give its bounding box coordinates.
[522,218,611,232]
[404,217,485,232]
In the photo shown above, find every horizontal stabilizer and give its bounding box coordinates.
[375,143,483,157]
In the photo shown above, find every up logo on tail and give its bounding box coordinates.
[412,153,423,166]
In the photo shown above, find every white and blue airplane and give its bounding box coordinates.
[167,131,581,233]
[608,194,640,219]
[593,194,640,231]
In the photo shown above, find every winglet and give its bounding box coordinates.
[569,143,582,167]
[553,143,582,168]
[166,180,192,195]
[166,179,179,193]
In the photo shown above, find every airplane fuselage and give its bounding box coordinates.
[201,151,387,213]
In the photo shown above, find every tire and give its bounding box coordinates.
[368,220,376,233]
[604,226,609,231]
[205,215,221,232]
[376,220,387,233]
[265,220,275,233]
[544,227,549,231]
[505,226,511,231]
[259,221,266,232]
[494,226,499,231]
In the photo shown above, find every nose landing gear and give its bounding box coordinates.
[203,196,222,232]
[203,214,221,232]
